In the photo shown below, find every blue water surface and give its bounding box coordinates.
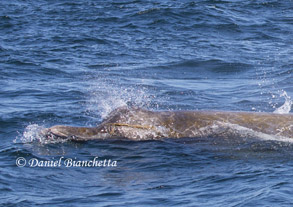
[1,0,293,206]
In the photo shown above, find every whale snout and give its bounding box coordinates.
[41,125,106,141]
[41,125,72,140]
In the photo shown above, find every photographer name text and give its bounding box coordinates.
[16,157,117,168]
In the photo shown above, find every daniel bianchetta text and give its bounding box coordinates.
[16,157,117,167]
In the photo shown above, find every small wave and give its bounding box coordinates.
[0,15,11,20]
[136,8,160,15]
[159,59,252,75]
[70,37,110,45]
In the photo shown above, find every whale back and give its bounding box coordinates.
[166,111,293,139]
[99,108,293,140]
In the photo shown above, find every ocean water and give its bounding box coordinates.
[1,0,293,206]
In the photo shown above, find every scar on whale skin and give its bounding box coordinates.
[42,107,293,141]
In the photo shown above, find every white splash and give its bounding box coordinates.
[14,124,45,143]
[14,124,67,144]
[86,78,156,119]
[273,91,292,114]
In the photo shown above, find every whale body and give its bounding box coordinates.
[43,107,293,141]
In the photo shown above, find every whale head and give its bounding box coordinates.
[41,107,163,141]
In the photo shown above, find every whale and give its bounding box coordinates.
[42,107,293,141]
